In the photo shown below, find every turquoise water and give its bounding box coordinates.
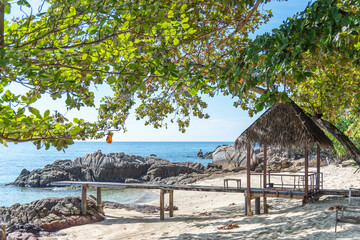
[0,141,232,207]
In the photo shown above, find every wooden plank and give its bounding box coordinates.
[169,190,174,217]
[51,181,247,193]
[81,185,87,215]
[251,193,304,199]
[51,181,352,197]
[97,187,102,209]
[160,189,165,220]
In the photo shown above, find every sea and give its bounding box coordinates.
[0,141,232,207]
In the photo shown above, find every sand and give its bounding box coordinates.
[56,165,360,240]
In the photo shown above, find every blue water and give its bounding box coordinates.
[0,141,232,207]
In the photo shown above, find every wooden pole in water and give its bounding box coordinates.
[160,189,165,220]
[316,143,321,191]
[263,144,268,214]
[246,142,253,216]
[81,185,87,215]
[304,147,309,204]
[169,190,174,217]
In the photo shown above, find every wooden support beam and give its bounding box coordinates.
[255,198,260,215]
[160,189,165,220]
[97,187,102,209]
[316,143,321,190]
[304,147,309,204]
[169,190,174,217]
[263,145,268,214]
[81,185,87,215]
[246,142,253,216]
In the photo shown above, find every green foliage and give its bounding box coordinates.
[0,0,271,150]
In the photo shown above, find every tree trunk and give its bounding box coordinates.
[310,115,360,165]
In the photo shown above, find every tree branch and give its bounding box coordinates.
[217,0,262,48]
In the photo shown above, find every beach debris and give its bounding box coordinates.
[217,223,239,230]
[199,211,212,216]
[228,203,237,206]
[328,205,343,210]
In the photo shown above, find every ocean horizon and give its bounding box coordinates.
[0,141,233,207]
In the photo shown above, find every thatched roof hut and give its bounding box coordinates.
[235,101,333,150]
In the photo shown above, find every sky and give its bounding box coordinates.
[6,0,312,142]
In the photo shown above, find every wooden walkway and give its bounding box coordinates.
[51,181,352,220]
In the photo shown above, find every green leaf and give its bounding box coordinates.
[190,88,197,96]
[168,10,174,18]
[28,107,41,118]
[121,21,129,30]
[107,76,116,84]
[182,24,190,29]
[173,38,180,45]
[4,3,11,14]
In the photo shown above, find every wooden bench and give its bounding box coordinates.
[224,179,241,189]
[335,206,360,232]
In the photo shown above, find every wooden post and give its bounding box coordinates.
[304,147,309,204]
[81,185,87,215]
[169,190,174,217]
[246,142,253,216]
[255,198,260,215]
[316,143,321,191]
[97,187,102,209]
[263,145,268,214]
[160,189,165,220]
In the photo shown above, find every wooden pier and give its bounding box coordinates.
[51,181,352,220]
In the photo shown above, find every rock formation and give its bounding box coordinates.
[11,150,205,187]
[211,145,334,172]
[0,196,104,239]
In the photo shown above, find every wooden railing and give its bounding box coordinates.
[250,172,323,192]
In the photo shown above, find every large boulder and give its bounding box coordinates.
[212,145,257,170]
[11,150,205,187]
[0,196,104,239]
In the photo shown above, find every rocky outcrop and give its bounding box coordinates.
[11,150,205,187]
[212,145,259,170]
[211,145,334,172]
[0,196,104,239]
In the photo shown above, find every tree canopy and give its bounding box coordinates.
[0,0,271,150]
[222,0,360,159]
[1,0,359,159]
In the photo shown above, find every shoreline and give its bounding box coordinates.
[56,165,360,240]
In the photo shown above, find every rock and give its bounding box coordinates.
[0,196,104,237]
[150,154,157,157]
[125,178,141,183]
[197,150,204,158]
[206,163,222,169]
[11,151,206,187]
[6,231,37,240]
[212,145,255,170]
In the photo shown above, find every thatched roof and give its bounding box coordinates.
[235,101,333,150]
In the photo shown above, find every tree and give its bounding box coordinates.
[0,0,271,150]
[221,0,360,161]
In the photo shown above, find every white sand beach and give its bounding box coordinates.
[57,165,360,240]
